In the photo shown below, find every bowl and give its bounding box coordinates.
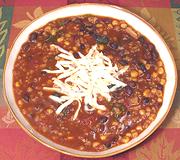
[3,3,177,158]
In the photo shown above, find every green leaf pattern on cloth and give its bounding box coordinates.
[0,8,8,61]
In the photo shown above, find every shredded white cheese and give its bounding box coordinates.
[43,44,129,120]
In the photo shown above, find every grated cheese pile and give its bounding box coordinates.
[43,44,128,120]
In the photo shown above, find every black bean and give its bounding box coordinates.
[138,36,145,44]
[56,115,62,121]
[157,84,163,90]
[73,18,82,24]
[73,53,80,59]
[127,111,131,116]
[105,142,112,148]
[80,43,85,50]
[41,71,47,76]
[142,97,150,105]
[22,42,30,52]
[80,25,85,32]
[111,136,118,143]
[29,82,36,89]
[85,27,94,34]
[146,73,151,80]
[139,63,147,73]
[128,81,136,88]
[122,34,132,43]
[119,127,126,135]
[125,86,133,96]
[81,22,95,34]
[52,92,61,97]
[103,18,112,24]
[95,35,109,44]
[26,55,32,61]
[99,116,108,123]
[118,50,125,57]
[119,59,128,66]
[143,43,148,49]
[109,42,118,49]
[99,125,105,132]
[22,92,30,103]
[149,59,156,64]
[151,50,158,60]
[148,43,155,51]
[29,32,38,42]
[85,22,93,28]
[105,136,118,148]
[144,51,153,60]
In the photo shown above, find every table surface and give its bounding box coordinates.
[0,0,180,159]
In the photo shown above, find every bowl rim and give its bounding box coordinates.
[3,3,178,158]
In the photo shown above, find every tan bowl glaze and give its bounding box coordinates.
[3,3,177,158]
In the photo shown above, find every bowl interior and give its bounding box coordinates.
[4,4,177,157]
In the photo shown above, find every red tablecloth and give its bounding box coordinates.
[0,0,180,159]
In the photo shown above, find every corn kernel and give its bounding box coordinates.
[121,23,127,29]
[149,114,156,121]
[112,121,119,126]
[108,24,113,29]
[18,100,23,106]
[145,64,151,70]
[157,60,163,66]
[64,41,70,46]
[98,44,104,51]
[79,146,85,150]
[73,46,78,51]
[157,97,163,103]
[156,90,162,97]
[65,33,71,38]
[151,88,157,94]
[121,136,130,143]
[126,133,132,137]
[160,79,166,85]
[96,23,103,28]
[46,108,53,114]
[143,89,151,97]
[67,136,74,140]
[152,72,158,78]
[139,109,145,116]
[158,67,164,74]
[112,20,119,26]
[15,82,20,87]
[136,125,143,131]
[51,29,56,35]
[130,70,139,78]
[92,142,100,148]
[57,37,63,42]
[132,132,138,138]
[44,26,51,32]
[100,135,107,141]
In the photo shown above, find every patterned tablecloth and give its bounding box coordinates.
[0,0,180,159]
